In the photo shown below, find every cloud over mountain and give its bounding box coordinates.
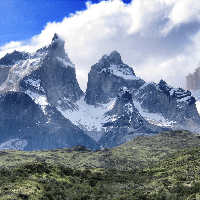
[1,0,200,91]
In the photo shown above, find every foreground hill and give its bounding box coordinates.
[1,131,200,199]
[1,130,200,170]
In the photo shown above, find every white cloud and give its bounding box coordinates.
[0,0,200,91]
[160,0,200,35]
[0,41,22,50]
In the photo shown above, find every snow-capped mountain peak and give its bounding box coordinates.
[1,37,200,151]
[85,51,145,105]
[158,79,195,105]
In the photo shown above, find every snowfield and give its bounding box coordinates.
[57,96,116,132]
[133,100,176,127]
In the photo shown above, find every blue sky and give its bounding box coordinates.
[0,0,131,46]
[1,0,200,91]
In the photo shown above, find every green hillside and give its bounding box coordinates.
[1,141,200,199]
[0,130,200,170]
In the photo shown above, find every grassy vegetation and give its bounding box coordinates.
[0,160,147,199]
[1,130,200,199]
[2,144,200,199]
[0,130,200,170]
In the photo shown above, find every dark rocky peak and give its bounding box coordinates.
[48,33,70,61]
[158,79,195,105]
[50,33,65,49]
[135,80,199,132]
[100,85,169,148]
[158,79,171,89]
[95,51,123,72]
[19,33,83,108]
[105,87,136,118]
[157,79,172,96]
[36,33,67,59]
[0,50,29,66]
[97,54,110,70]
[52,33,60,41]
[97,51,124,71]
[117,87,132,103]
[108,50,123,65]
[85,51,144,105]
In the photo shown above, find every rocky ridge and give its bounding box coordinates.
[85,51,145,105]
[186,63,200,91]
[98,87,168,148]
[0,33,200,150]
[0,34,99,151]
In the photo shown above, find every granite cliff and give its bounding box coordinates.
[0,34,200,150]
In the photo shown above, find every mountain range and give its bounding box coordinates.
[0,33,200,151]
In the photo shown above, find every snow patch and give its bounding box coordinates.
[26,90,49,106]
[133,100,176,127]
[0,52,47,91]
[195,101,200,115]
[25,78,40,87]
[101,64,140,80]
[0,138,28,150]
[56,57,75,68]
[176,96,191,102]
[127,103,133,113]
[24,78,44,91]
[57,96,116,132]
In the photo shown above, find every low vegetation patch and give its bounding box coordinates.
[1,130,200,171]
[1,145,200,200]
[1,130,200,199]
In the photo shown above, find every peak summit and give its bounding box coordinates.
[47,33,67,59]
[52,33,64,43]
[52,33,59,41]
[98,51,123,66]
[109,51,123,65]
[51,33,64,46]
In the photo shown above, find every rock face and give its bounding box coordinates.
[99,87,169,148]
[134,80,200,133]
[0,35,200,151]
[0,51,30,86]
[0,50,30,66]
[19,33,83,109]
[85,51,145,105]
[0,66,11,86]
[0,92,99,151]
[186,64,200,91]
[0,34,99,151]
[135,80,197,120]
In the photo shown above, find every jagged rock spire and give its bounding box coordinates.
[108,50,123,65]
[52,33,59,41]
[85,51,145,105]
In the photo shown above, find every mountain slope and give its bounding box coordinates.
[57,52,171,145]
[0,34,99,151]
[1,130,200,170]
[0,35,200,151]
[0,91,99,151]
[1,134,200,199]
[85,51,145,105]
[98,87,169,148]
[133,80,200,134]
